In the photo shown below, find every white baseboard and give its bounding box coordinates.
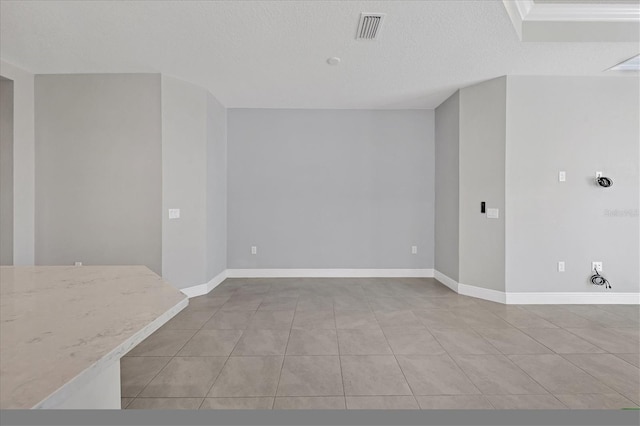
[458,283,507,304]
[180,270,228,298]
[179,268,640,305]
[506,292,640,305]
[433,270,459,293]
[225,269,434,278]
[434,270,639,305]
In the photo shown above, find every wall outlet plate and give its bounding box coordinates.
[168,209,180,219]
[411,246,418,254]
[592,261,603,273]
[486,208,500,219]
[251,246,257,255]
[558,171,566,182]
[558,261,565,272]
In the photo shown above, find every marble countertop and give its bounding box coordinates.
[0,266,188,409]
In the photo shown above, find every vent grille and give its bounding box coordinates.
[356,13,385,40]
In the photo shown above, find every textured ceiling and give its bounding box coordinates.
[0,0,637,109]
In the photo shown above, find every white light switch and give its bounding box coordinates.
[558,171,566,182]
[169,209,180,219]
[411,246,418,254]
[486,208,499,219]
[251,246,257,255]
[558,261,565,272]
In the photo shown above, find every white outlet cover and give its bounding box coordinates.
[558,171,566,182]
[558,261,565,272]
[592,262,603,272]
[486,208,500,219]
[411,246,418,254]
[251,246,257,255]
[169,209,180,219]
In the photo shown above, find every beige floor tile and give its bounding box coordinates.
[231,329,290,355]
[563,354,640,405]
[333,296,371,311]
[209,356,283,397]
[346,396,418,409]
[396,354,480,396]
[430,328,500,355]
[614,353,640,368]
[337,329,392,355]
[335,311,380,329]
[413,309,469,329]
[522,308,600,328]
[126,398,203,409]
[373,310,424,329]
[296,296,334,311]
[474,328,552,355]
[555,393,637,409]
[188,296,230,311]
[120,356,171,397]
[367,297,409,311]
[202,310,255,330]
[292,310,335,329]
[403,298,442,310]
[450,309,513,329]
[286,329,339,355]
[522,328,605,354]
[177,329,243,356]
[200,397,273,409]
[492,309,558,329]
[220,296,264,311]
[383,328,445,355]
[565,328,639,353]
[247,310,295,329]
[162,308,216,330]
[564,307,635,328]
[341,355,412,396]
[258,297,298,311]
[274,396,346,409]
[486,394,566,409]
[126,328,196,357]
[416,395,494,409]
[509,354,613,394]
[277,356,343,396]
[452,354,548,395]
[139,357,226,397]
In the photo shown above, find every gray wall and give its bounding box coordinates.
[0,78,13,265]
[459,77,507,291]
[1,61,35,265]
[161,76,228,289]
[227,109,435,269]
[161,76,208,287]
[35,74,162,273]
[505,76,639,293]
[434,91,460,280]
[206,94,227,278]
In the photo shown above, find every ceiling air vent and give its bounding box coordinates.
[356,13,386,40]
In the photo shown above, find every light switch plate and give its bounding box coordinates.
[169,209,180,219]
[251,246,257,255]
[559,171,566,182]
[411,246,418,254]
[558,261,565,272]
[486,208,500,219]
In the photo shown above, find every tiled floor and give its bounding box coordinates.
[121,278,640,410]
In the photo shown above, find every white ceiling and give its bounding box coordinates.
[0,0,637,109]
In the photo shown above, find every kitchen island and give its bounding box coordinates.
[0,266,187,409]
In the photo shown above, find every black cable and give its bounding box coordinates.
[597,176,613,187]
[590,269,611,289]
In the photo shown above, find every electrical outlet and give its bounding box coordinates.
[411,246,418,255]
[168,209,180,219]
[592,262,602,273]
[74,261,82,266]
[558,171,566,182]
[595,171,603,178]
[251,246,257,255]
[558,261,565,272]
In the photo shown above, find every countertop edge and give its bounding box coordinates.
[31,297,189,409]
